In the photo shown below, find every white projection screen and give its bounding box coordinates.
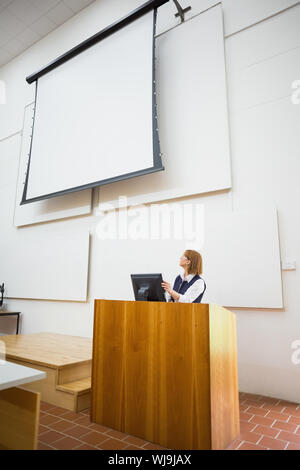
[22,2,166,205]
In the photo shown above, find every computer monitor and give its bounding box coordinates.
[131,274,166,302]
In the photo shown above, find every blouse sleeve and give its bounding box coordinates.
[177,279,205,303]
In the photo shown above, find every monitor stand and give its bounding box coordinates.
[137,286,150,301]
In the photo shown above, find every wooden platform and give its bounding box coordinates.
[0,333,92,412]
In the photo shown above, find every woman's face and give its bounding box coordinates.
[179,254,190,269]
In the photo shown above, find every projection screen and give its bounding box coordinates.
[22,2,165,204]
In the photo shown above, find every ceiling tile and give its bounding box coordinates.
[3,36,25,55]
[0,8,25,35]
[63,0,95,14]
[46,1,74,25]
[0,0,97,67]
[0,0,13,10]
[16,27,41,47]
[30,15,57,37]
[7,0,44,25]
[0,23,14,47]
[0,48,13,66]
[29,0,61,16]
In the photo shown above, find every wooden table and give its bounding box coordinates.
[0,360,46,450]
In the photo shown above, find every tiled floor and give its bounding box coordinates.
[38,392,300,450]
[38,403,166,450]
[228,392,300,450]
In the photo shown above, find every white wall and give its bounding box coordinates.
[1,0,300,402]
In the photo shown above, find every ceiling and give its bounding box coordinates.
[0,0,96,67]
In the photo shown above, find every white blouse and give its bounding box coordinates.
[165,273,205,303]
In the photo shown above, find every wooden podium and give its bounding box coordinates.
[91,300,239,450]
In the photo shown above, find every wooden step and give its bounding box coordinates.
[1,333,92,412]
[56,377,91,396]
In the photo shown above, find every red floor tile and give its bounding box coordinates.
[89,423,111,433]
[75,444,99,450]
[66,425,93,439]
[59,411,81,422]
[265,410,289,422]
[238,431,262,445]
[259,436,287,450]
[123,436,149,447]
[39,424,49,435]
[124,445,144,450]
[40,402,56,412]
[46,407,70,417]
[39,414,62,426]
[289,416,300,426]
[143,443,167,450]
[39,430,64,444]
[261,404,286,412]
[254,424,279,439]
[277,431,300,445]
[52,437,82,450]
[282,408,300,418]
[250,415,275,427]
[240,412,254,422]
[240,421,258,433]
[105,429,128,440]
[79,431,108,446]
[98,438,129,450]
[247,407,268,417]
[235,442,266,451]
[286,442,300,450]
[258,397,280,406]
[242,399,263,407]
[73,415,92,427]
[38,442,55,450]
[272,420,298,433]
[226,439,243,450]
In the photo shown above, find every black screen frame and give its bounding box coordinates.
[21,0,168,205]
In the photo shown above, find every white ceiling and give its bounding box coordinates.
[0,0,96,67]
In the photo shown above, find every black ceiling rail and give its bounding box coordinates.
[173,0,191,22]
[26,0,169,84]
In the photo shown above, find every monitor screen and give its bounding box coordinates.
[131,273,166,302]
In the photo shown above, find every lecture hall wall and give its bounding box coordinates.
[1,0,300,402]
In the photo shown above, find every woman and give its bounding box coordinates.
[161,250,206,303]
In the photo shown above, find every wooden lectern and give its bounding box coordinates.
[91,300,239,450]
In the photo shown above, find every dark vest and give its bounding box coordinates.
[171,274,206,303]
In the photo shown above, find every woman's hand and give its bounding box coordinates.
[161,281,172,294]
[161,282,180,302]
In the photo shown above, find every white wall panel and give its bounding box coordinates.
[203,209,283,308]
[0,227,90,301]
[0,134,21,190]
[156,0,300,38]
[0,133,90,302]
[92,204,282,309]
[229,47,300,112]
[223,0,300,36]
[99,4,231,210]
[14,103,92,227]
[226,3,300,71]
